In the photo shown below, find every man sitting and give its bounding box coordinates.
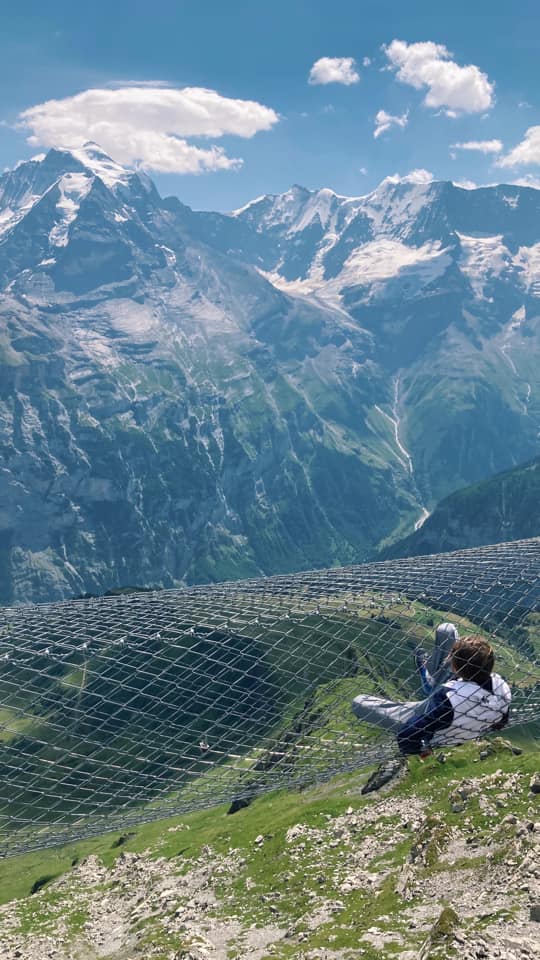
[352,623,511,756]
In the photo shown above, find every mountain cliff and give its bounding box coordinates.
[1,147,539,602]
[380,455,540,559]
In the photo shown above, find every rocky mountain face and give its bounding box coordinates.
[381,455,540,559]
[1,147,539,602]
[197,175,540,500]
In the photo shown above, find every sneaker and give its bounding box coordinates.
[414,646,428,670]
[435,622,459,644]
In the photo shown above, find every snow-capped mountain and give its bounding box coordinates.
[0,146,539,603]
[194,173,540,494]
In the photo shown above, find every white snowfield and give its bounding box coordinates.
[66,142,132,190]
[232,177,540,310]
[262,240,452,308]
[49,173,92,247]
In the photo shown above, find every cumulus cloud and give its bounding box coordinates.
[384,40,494,114]
[452,139,503,154]
[17,85,280,175]
[373,108,409,139]
[453,178,478,189]
[384,169,434,185]
[400,168,434,184]
[510,173,540,189]
[498,126,540,168]
[308,57,360,86]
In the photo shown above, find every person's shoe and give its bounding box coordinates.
[419,739,433,760]
[414,646,428,671]
[435,622,459,645]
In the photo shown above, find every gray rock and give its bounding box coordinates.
[530,903,540,922]
[529,776,540,795]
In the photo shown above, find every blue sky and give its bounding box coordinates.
[2,0,540,210]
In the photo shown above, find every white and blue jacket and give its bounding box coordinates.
[397,673,512,755]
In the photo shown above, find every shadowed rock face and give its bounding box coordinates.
[1,147,539,602]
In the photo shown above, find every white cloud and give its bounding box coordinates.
[359,166,368,175]
[363,57,372,68]
[498,126,540,168]
[453,178,477,189]
[384,169,434,185]
[451,139,503,154]
[383,39,494,114]
[373,108,409,139]
[106,79,174,88]
[17,85,280,175]
[510,173,540,189]
[401,168,434,184]
[308,57,360,86]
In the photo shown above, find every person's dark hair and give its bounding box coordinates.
[451,635,494,683]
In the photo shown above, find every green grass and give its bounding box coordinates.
[1,733,539,959]
[1,594,538,862]
[1,735,537,900]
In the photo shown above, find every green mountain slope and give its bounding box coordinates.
[1,739,539,960]
[381,456,540,559]
[1,587,539,857]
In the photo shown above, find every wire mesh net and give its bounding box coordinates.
[0,538,539,857]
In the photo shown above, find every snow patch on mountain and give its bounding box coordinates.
[230,194,268,217]
[457,234,511,300]
[363,177,435,237]
[0,190,42,237]
[516,243,540,296]
[232,185,364,237]
[49,172,92,247]
[262,239,451,306]
[289,187,341,233]
[338,238,450,287]
[66,142,131,190]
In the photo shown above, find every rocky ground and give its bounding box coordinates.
[1,742,539,960]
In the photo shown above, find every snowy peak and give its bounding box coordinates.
[232,184,351,236]
[222,174,540,296]
[0,148,89,238]
[0,145,171,294]
[0,144,151,242]
[61,142,132,190]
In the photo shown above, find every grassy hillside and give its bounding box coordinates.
[382,456,540,559]
[1,588,539,858]
[1,736,539,959]
[1,573,539,958]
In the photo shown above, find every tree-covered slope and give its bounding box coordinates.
[382,456,540,559]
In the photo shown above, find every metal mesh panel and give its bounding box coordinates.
[0,538,539,857]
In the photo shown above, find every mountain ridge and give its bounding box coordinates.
[1,145,539,602]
